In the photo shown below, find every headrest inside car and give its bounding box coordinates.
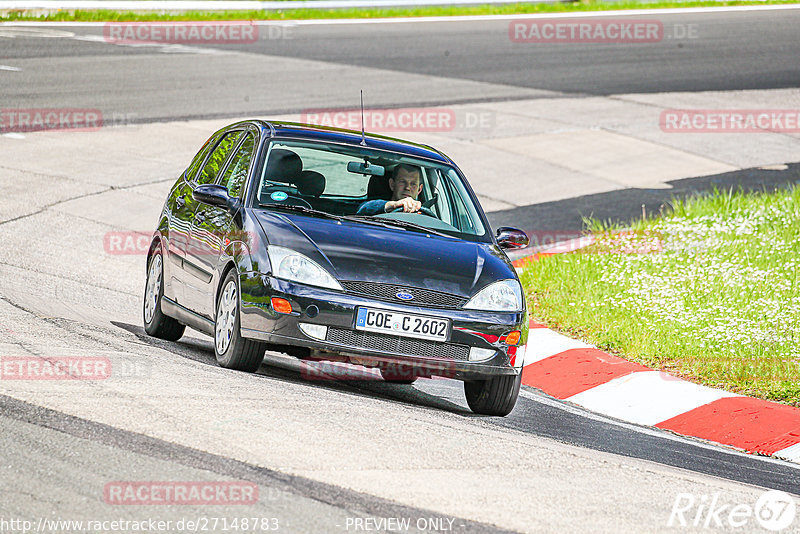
[297,171,326,197]
[263,149,302,184]
[367,173,392,200]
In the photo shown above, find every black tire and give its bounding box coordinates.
[379,364,418,385]
[143,250,185,341]
[214,270,265,373]
[464,373,522,416]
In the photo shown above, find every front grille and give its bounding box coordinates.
[341,281,467,309]
[326,327,470,361]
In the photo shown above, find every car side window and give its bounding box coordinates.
[196,131,241,185]
[429,169,453,227]
[184,133,220,182]
[446,169,485,236]
[218,132,256,198]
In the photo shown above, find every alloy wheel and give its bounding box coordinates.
[215,280,238,354]
[144,254,162,324]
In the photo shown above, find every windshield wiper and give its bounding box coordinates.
[258,205,453,238]
[259,203,343,221]
[346,215,453,238]
[338,215,401,230]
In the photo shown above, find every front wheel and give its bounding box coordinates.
[214,270,265,373]
[143,250,185,341]
[464,373,522,416]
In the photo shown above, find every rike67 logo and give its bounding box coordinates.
[668,490,796,531]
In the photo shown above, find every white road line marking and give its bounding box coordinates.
[0,65,21,71]
[2,133,26,139]
[0,27,74,37]
[74,33,226,54]
[775,443,800,463]
[518,388,800,469]
[566,371,739,426]
[523,327,593,365]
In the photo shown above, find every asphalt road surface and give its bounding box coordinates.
[1,9,800,533]
[2,9,800,118]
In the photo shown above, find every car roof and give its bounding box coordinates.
[245,120,453,164]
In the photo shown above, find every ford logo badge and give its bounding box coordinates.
[395,291,413,301]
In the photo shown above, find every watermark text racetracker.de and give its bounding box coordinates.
[301,360,458,381]
[661,109,800,133]
[516,229,663,256]
[509,19,698,43]
[105,231,163,256]
[300,107,495,133]
[667,490,797,531]
[0,108,102,133]
[104,481,258,506]
[0,356,110,380]
[103,21,289,44]
[0,355,151,381]
[0,109,139,133]
[104,230,260,256]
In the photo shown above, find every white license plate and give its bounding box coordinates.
[355,307,449,342]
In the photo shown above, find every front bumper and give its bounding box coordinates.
[238,273,528,380]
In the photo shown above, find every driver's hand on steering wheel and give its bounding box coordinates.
[385,197,421,213]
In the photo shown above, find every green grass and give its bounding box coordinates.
[519,185,800,405]
[2,0,799,21]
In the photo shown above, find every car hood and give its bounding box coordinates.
[253,211,516,297]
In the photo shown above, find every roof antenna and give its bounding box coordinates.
[360,90,366,146]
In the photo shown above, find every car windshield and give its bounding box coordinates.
[251,139,488,241]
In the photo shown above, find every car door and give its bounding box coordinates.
[182,129,243,316]
[165,132,220,305]
[189,130,259,319]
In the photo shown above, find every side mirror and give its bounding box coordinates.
[496,227,529,250]
[193,184,240,212]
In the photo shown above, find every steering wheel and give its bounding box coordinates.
[418,195,438,218]
[417,206,438,218]
[421,195,437,210]
[390,195,438,218]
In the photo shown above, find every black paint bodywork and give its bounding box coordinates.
[148,121,528,380]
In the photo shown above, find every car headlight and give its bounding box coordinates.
[267,246,343,291]
[463,279,523,312]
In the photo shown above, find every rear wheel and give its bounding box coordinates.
[143,250,185,341]
[214,270,265,373]
[464,373,522,416]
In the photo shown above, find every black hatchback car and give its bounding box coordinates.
[144,120,530,416]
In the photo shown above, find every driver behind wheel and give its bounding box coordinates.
[357,164,423,215]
